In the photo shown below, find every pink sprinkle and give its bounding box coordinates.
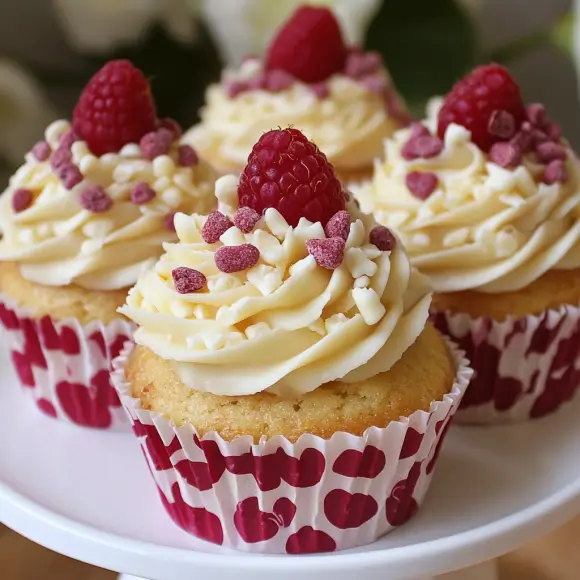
[266,69,295,92]
[158,118,182,140]
[140,128,173,160]
[405,171,438,200]
[543,160,568,185]
[233,207,260,233]
[370,226,397,252]
[527,103,547,127]
[226,80,247,98]
[402,135,443,160]
[202,211,233,244]
[177,145,199,167]
[131,183,156,205]
[360,52,382,74]
[248,73,267,91]
[12,188,33,213]
[544,122,562,142]
[58,163,83,189]
[532,129,550,148]
[489,142,522,168]
[172,267,206,294]
[324,210,350,241]
[80,185,113,213]
[164,212,176,231]
[31,140,51,162]
[310,82,329,99]
[306,237,345,270]
[409,123,430,140]
[511,123,534,152]
[345,51,382,78]
[344,53,365,78]
[50,146,72,170]
[215,243,260,273]
[362,75,387,95]
[488,110,516,139]
[536,141,567,163]
[59,130,78,149]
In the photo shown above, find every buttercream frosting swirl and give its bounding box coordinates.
[120,175,431,397]
[355,99,580,293]
[0,120,217,290]
[184,58,406,174]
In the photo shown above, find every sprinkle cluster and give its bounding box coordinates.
[400,123,444,199]
[171,208,397,294]
[402,102,569,202]
[17,118,202,226]
[222,51,409,124]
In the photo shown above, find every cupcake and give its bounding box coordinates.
[112,128,470,553]
[184,5,409,185]
[0,60,217,429]
[355,63,580,424]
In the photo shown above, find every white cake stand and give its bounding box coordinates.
[1,347,580,580]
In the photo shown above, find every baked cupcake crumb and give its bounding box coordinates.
[127,324,453,442]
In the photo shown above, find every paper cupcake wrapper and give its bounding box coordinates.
[111,337,471,554]
[431,304,580,425]
[0,291,134,430]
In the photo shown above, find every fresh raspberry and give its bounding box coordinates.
[265,6,347,84]
[72,60,157,156]
[238,128,345,227]
[437,64,526,152]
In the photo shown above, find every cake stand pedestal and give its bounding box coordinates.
[1,345,580,580]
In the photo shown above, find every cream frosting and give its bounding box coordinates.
[355,99,580,294]
[0,120,217,290]
[184,59,405,174]
[119,175,431,397]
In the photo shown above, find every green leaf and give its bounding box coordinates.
[551,12,574,56]
[366,0,476,114]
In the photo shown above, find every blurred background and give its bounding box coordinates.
[0,0,577,184]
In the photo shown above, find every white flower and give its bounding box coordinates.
[0,59,56,166]
[53,0,201,54]
[201,0,383,66]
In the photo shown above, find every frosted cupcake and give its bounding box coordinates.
[0,60,217,429]
[355,64,580,423]
[112,128,470,553]
[185,5,408,184]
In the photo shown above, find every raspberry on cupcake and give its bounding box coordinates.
[0,59,217,429]
[113,128,471,553]
[184,5,409,184]
[355,63,580,423]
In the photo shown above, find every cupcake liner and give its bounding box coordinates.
[111,337,471,554]
[0,291,134,430]
[431,304,580,425]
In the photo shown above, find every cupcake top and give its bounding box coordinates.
[185,5,408,174]
[356,64,580,294]
[120,128,431,397]
[0,61,216,291]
